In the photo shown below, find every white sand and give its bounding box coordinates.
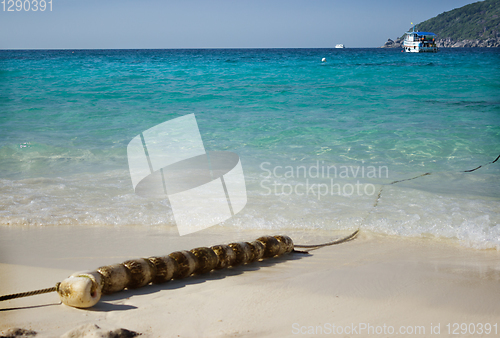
[1,226,500,337]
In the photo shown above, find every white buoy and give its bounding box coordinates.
[322,58,326,62]
[0,231,360,309]
[58,271,102,308]
[55,235,295,308]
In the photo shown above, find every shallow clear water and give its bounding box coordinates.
[0,48,499,248]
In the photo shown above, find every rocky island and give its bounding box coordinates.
[382,0,500,48]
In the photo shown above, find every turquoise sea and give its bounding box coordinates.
[0,48,499,249]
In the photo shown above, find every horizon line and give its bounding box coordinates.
[0,47,386,51]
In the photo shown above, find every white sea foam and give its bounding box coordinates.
[1,166,498,250]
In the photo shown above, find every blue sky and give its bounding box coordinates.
[1,0,480,49]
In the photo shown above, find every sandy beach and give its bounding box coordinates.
[2,1,500,336]
[1,226,499,337]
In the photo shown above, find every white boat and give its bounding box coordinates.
[403,25,438,53]
[335,44,345,48]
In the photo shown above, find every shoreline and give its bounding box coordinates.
[1,226,500,337]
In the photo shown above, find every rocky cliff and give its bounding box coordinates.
[381,37,500,48]
[382,0,500,48]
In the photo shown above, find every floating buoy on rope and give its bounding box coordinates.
[0,231,359,308]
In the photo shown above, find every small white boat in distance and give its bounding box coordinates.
[335,44,345,48]
[403,25,437,53]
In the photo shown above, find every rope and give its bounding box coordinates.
[294,229,359,249]
[462,154,500,172]
[372,154,499,208]
[295,153,499,251]
[389,172,431,185]
[0,283,60,302]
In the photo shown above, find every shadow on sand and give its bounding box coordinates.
[89,251,310,312]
